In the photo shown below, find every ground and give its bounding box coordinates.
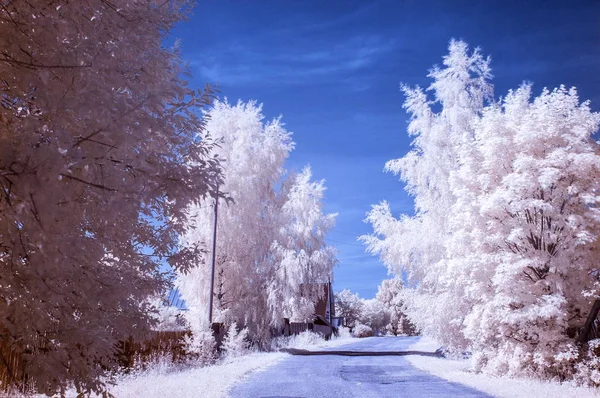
[83,335,600,398]
[405,337,600,398]
[230,336,488,397]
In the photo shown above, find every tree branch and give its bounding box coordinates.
[60,174,117,192]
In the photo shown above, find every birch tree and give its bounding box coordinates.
[268,167,338,325]
[376,277,414,336]
[178,101,336,347]
[334,289,363,328]
[363,39,492,348]
[364,39,600,384]
[464,85,600,379]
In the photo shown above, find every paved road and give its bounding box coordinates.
[230,336,491,398]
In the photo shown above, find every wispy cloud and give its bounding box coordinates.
[189,34,396,88]
[248,2,380,43]
[294,2,379,35]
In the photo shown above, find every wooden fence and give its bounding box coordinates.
[279,319,335,340]
[115,330,191,369]
[289,322,312,335]
[0,330,192,393]
[0,319,334,393]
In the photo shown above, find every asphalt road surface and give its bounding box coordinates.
[230,336,491,398]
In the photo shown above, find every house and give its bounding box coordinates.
[314,281,344,327]
[282,281,344,339]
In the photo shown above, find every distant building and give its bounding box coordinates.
[282,281,344,339]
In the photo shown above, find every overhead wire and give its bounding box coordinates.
[326,229,371,248]
[330,229,364,238]
[326,237,365,248]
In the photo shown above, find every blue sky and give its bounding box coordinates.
[171,0,600,298]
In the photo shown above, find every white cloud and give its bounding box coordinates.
[188,35,396,87]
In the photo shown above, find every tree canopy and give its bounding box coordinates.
[0,1,220,395]
[364,39,600,383]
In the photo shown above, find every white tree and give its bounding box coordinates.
[334,289,392,335]
[376,277,414,336]
[0,1,220,395]
[177,101,336,348]
[178,100,291,346]
[149,295,187,332]
[334,289,363,328]
[463,85,600,380]
[363,39,492,348]
[222,323,251,358]
[364,39,600,384]
[268,167,338,325]
[358,298,389,335]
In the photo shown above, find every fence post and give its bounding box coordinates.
[283,318,290,337]
[211,323,225,351]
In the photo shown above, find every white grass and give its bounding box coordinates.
[105,352,287,398]
[272,329,355,351]
[406,337,600,398]
[99,332,353,398]
[27,332,357,398]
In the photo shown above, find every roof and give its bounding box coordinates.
[314,283,329,318]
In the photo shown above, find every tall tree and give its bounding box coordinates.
[365,39,600,384]
[178,100,292,346]
[464,85,600,379]
[0,1,220,395]
[376,277,414,336]
[177,101,336,347]
[268,167,338,325]
[358,298,389,335]
[363,40,492,348]
[334,289,363,328]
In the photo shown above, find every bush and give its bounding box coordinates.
[222,323,251,359]
[271,331,326,351]
[183,328,217,366]
[336,326,353,339]
[352,323,374,338]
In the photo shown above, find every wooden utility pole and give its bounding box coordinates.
[208,187,219,325]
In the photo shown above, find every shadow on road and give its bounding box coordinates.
[280,348,444,357]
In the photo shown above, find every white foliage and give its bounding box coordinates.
[268,167,338,323]
[376,277,415,336]
[149,297,186,332]
[271,330,324,351]
[363,39,493,348]
[363,38,600,383]
[177,100,336,348]
[463,84,600,379]
[183,327,217,366]
[358,299,389,335]
[335,289,392,334]
[352,322,374,338]
[178,100,289,345]
[222,323,251,359]
[334,289,364,328]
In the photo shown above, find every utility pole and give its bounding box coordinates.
[208,186,219,326]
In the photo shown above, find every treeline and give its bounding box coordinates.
[363,40,600,385]
[335,276,416,337]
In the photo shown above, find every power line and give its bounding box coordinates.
[326,237,366,248]
[330,229,364,238]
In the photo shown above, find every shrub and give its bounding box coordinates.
[222,323,251,359]
[352,322,374,338]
